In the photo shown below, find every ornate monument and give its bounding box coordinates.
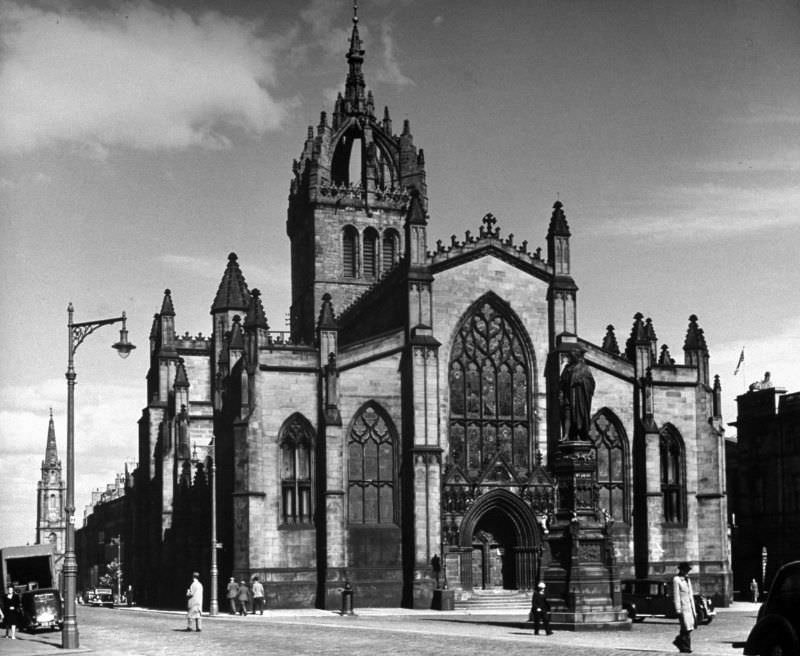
[543,335,631,630]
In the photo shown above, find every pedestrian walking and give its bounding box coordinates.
[749,578,759,603]
[251,576,265,615]
[672,562,696,653]
[185,572,203,632]
[528,581,553,635]
[226,577,238,614]
[236,579,250,616]
[1,585,22,639]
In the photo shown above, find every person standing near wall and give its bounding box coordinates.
[236,579,250,616]
[251,576,265,615]
[185,572,203,632]
[528,581,553,636]
[225,577,238,614]
[672,562,696,653]
[749,578,759,603]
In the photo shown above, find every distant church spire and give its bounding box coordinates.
[44,408,59,467]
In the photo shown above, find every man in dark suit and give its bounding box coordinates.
[529,581,553,635]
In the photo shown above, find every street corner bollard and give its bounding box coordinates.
[340,581,354,616]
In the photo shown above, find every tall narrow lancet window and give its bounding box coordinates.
[589,411,628,523]
[660,425,685,525]
[448,299,533,477]
[382,229,398,273]
[363,228,378,278]
[348,403,396,524]
[342,226,358,278]
[279,414,314,525]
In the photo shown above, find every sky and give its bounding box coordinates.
[1,0,799,549]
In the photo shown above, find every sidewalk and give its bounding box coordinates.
[0,602,760,655]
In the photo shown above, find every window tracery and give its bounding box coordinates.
[348,403,396,524]
[588,411,628,523]
[280,414,314,525]
[448,300,532,478]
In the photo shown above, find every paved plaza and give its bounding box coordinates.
[0,603,759,656]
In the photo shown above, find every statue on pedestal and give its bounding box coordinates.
[559,347,595,441]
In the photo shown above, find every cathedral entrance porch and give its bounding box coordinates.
[443,488,544,598]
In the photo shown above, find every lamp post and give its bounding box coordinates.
[63,303,135,649]
[209,437,219,616]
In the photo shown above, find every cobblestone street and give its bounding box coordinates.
[0,603,758,656]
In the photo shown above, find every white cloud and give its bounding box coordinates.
[600,183,800,239]
[714,314,800,434]
[0,1,287,154]
[696,151,800,173]
[0,377,141,547]
[374,21,414,88]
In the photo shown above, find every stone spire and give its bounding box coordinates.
[212,253,250,313]
[601,325,620,355]
[43,408,60,468]
[344,1,367,116]
[244,288,269,331]
[683,314,708,352]
[160,288,175,317]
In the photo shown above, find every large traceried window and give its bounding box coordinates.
[280,414,314,525]
[342,226,358,278]
[660,425,685,525]
[448,299,532,478]
[589,410,628,523]
[348,403,396,524]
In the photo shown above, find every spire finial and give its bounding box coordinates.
[353,0,358,24]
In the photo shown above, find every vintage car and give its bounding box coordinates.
[84,587,115,607]
[744,560,800,656]
[621,579,716,624]
[21,588,63,632]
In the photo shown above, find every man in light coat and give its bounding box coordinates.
[185,572,204,632]
[672,562,696,653]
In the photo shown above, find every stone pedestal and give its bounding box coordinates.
[432,589,454,611]
[543,440,631,630]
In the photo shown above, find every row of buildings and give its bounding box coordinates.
[33,8,798,612]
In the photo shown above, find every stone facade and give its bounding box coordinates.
[121,10,732,611]
[728,386,800,599]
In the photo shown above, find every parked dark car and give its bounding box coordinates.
[621,579,715,624]
[744,560,800,656]
[21,588,63,632]
[84,587,115,607]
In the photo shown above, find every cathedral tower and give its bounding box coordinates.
[287,4,428,344]
[37,410,65,552]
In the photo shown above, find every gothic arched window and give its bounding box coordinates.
[448,299,533,477]
[342,226,358,278]
[348,403,396,524]
[279,414,314,525]
[363,228,378,278]
[382,229,399,273]
[660,425,686,525]
[589,410,628,523]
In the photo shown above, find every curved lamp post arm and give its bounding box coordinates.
[62,303,135,650]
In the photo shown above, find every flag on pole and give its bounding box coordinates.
[733,348,744,375]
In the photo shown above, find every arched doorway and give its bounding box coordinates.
[457,489,543,592]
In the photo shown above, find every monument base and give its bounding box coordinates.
[550,609,632,631]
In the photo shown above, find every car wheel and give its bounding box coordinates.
[760,636,791,656]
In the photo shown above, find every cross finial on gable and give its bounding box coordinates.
[481,213,499,238]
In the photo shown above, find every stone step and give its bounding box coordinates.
[456,590,532,611]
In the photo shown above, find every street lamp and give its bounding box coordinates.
[209,437,220,616]
[63,303,135,649]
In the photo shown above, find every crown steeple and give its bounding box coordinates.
[344,1,366,115]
